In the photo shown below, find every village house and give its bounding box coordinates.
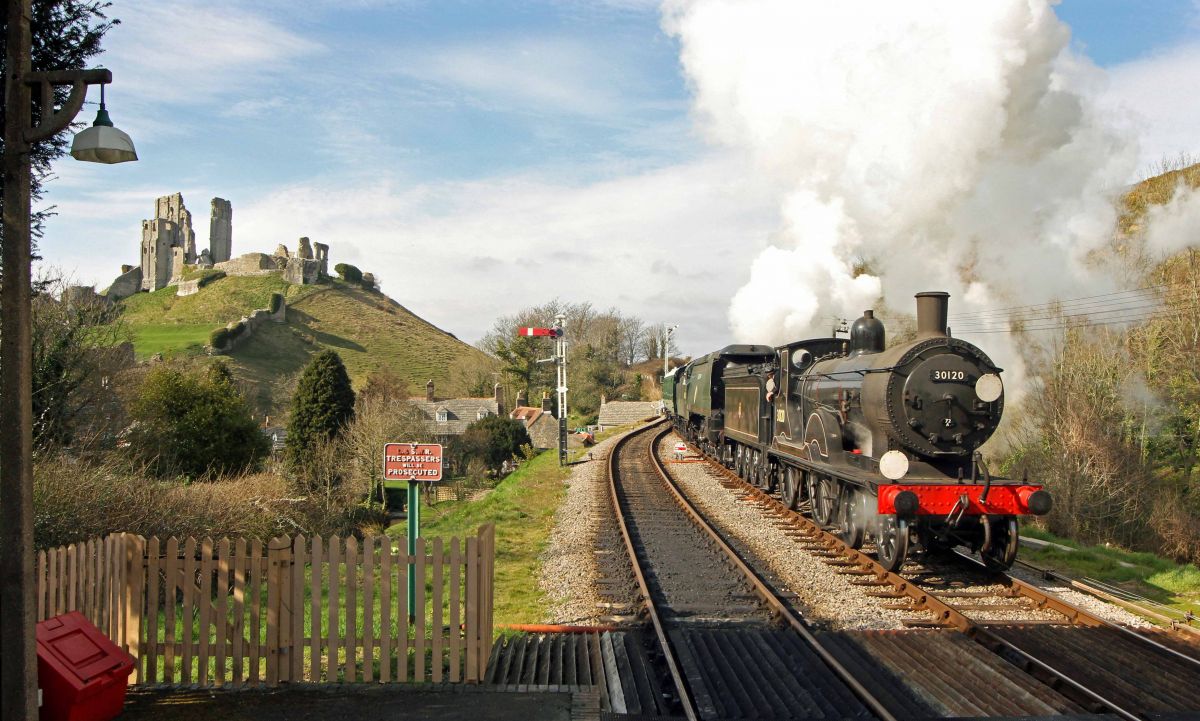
[509,391,559,450]
[411,380,503,441]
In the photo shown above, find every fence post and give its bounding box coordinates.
[123,534,145,682]
[464,534,478,683]
[266,535,290,686]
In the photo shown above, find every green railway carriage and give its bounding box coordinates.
[673,345,775,454]
[661,367,679,418]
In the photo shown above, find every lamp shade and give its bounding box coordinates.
[70,124,137,164]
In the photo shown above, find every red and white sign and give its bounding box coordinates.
[518,327,560,337]
[383,443,443,482]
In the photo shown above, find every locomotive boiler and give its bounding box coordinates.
[668,291,1051,571]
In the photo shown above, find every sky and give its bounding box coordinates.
[41,0,1200,356]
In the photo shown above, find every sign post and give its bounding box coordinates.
[384,442,443,618]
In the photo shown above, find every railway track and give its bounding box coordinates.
[681,431,1200,720]
[608,420,885,720]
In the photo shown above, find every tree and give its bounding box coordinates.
[0,2,118,265]
[286,350,355,469]
[23,278,127,451]
[451,415,530,474]
[127,362,269,479]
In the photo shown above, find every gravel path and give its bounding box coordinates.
[1006,564,1153,628]
[538,426,641,626]
[657,433,912,630]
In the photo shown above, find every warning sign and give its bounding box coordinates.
[383,443,443,482]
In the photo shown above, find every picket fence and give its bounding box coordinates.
[33,526,495,686]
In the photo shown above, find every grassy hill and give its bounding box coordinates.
[117,273,496,415]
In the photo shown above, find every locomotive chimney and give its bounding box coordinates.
[915,291,950,338]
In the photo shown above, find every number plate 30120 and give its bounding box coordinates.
[929,369,968,382]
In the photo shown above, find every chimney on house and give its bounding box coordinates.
[600,394,607,406]
[542,390,553,414]
[516,388,528,408]
[494,383,504,416]
[426,379,435,402]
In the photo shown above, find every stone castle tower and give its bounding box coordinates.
[210,198,232,263]
[140,193,234,291]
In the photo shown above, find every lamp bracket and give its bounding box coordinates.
[22,68,112,143]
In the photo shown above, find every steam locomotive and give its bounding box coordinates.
[662,291,1051,571]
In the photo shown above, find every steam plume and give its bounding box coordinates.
[664,0,1142,388]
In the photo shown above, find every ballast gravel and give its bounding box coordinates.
[538,426,640,626]
[656,433,912,630]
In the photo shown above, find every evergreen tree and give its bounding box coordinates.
[128,364,269,479]
[286,350,356,469]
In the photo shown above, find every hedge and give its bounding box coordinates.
[210,327,231,348]
[334,263,363,283]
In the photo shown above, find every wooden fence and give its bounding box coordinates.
[34,525,495,687]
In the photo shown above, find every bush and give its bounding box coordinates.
[127,364,270,479]
[286,350,356,471]
[210,327,231,348]
[450,415,531,474]
[334,263,363,284]
[33,460,373,550]
[269,292,284,313]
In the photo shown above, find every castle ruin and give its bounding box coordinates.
[209,198,232,263]
[102,191,344,302]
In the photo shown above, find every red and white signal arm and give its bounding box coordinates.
[383,443,443,482]
[518,327,561,337]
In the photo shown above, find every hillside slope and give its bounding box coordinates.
[117,274,496,415]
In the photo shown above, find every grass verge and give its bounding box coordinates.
[1021,524,1200,619]
[387,449,569,627]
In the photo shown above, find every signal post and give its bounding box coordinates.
[519,313,568,465]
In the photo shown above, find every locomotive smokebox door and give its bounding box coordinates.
[902,354,999,456]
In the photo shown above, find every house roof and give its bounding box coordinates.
[510,406,548,424]
[411,398,500,436]
[597,401,660,427]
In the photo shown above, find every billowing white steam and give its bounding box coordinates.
[663,0,1144,388]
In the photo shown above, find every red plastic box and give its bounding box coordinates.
[36,611,134,721]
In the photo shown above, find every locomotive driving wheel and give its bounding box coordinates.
[781,467,801,510]
[810,476,836,526]
[837,490,865,549]
[982,517,1019,571]
[875,515,909,572]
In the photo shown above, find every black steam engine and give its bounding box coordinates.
[662,292,1051,570]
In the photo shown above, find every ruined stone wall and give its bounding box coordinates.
[103,266,142,301]
[210,198,232,263]
[214,252,278,277]
[283,257,322,285]
[210,294,287,354]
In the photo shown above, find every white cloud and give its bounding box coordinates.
[1099,42,1200,176]
[99,1,320,139]
[393,36,654,118]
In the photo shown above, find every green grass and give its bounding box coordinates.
[115,273,496,416]
[1021,524,1200,620]
[130,324,214,359]
[387,449,568,626]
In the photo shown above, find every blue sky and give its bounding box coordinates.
[42,1,1200,355]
